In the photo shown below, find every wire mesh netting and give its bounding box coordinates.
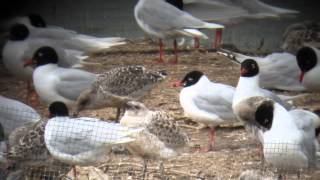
[261,142,317,177]
[0,105,40,138]
[0,107,319,179]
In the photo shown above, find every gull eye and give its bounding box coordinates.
[188,77,193,82]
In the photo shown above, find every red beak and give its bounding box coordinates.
[299,72,305,83]
[23,59,34,67]
[173,81,183,87]
[240,68,247,76]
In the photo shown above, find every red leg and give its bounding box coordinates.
[213,29,223,49]
[158,39,164,63]
[172,39,178,64]
[194,37,200,49]
[73,166,77,180]
[197,127,215,153]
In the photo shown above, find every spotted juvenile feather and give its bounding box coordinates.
[95,66,167,97]
[7,119,49,162]
[75,66,167,114]
[120,101,188,159]
[282,21,320,54]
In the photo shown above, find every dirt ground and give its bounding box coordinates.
[1,40,320,180]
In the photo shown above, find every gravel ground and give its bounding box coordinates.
[1,40,320,179]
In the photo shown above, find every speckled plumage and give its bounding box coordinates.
[120,101,188,159]
[282,21,320,54]
[75,66,167,114]
[6,119,51,165]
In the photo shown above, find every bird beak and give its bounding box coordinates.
[299,72,304,83]
[23,59,34,67]
[173,81,183,87]
[240,68,247,76]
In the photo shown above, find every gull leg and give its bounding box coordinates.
[194,37,200,49]
[158,39,165,63]
[200,127,215,152]
[141,159,147,180]
[115,107,121,122]
[213,29,223,49]
[170,39,178,64]
[73,166,77,180]
[158,160,165,180]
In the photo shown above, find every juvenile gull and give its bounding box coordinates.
[2,102,69,178]
[134,0,224,63]
[120,101,189,159]
[282,21,320,55]
[75,66,167,119]
[120,101,188,175]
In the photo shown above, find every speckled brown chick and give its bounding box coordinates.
[74,66,167,119]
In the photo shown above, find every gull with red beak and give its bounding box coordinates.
[2,24,92,104]
[174,70,236,152]
[296,45,320,92]
[232,59,302,142]
[23,46,96,107]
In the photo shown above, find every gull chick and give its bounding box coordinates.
[120,101,189,159]
[75,66,167,119]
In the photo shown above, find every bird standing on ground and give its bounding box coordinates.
[74,66,167,119]
[23,46,96,107]
[174,71,236,152]
[166,0,298,49]
[120,101,188,176]
[134,0,224,63]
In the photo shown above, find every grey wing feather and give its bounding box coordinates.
[56,81,94,101]
[56,69,96,101]
[138,0,206,31]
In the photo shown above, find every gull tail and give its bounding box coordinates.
[202,22,224,29]
[180,29,208,39]
[72,36,127,52]
[217,48,252,64]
